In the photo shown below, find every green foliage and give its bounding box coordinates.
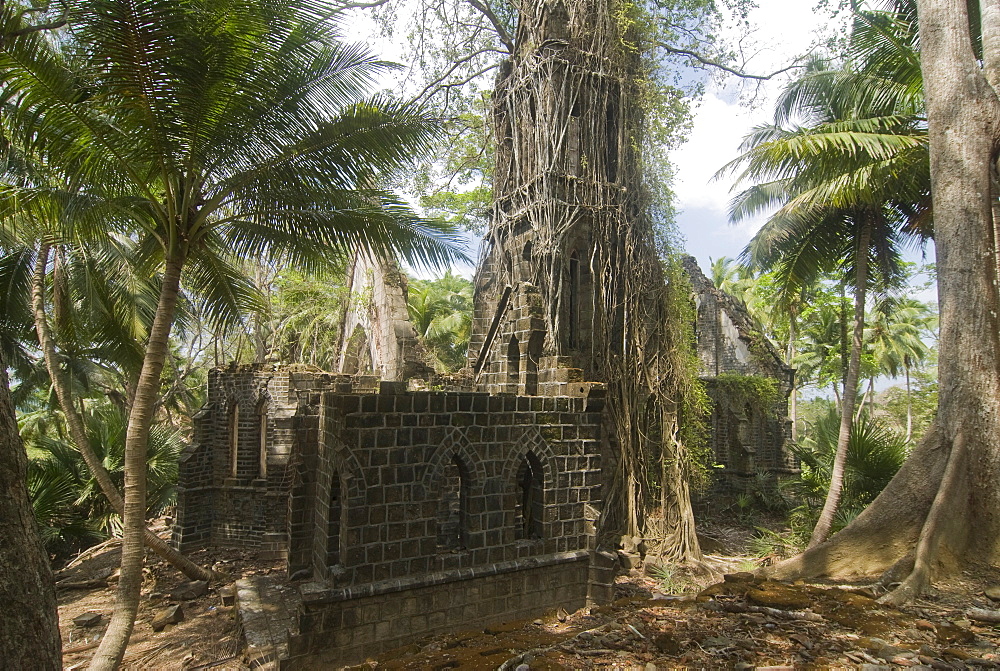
[879,366,937,443]
[407,270,473,373]
[268,268,349,370]
[22,400,183,557]
[662,257,712,491]
[786,404,908,535]
[713,373,781,417]
[747,526,807,561]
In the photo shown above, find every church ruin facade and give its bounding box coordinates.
[170,0,796,664]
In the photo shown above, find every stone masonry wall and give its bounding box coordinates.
[305,388,605,585]
[175,366,614,666]
[286,550,614,668]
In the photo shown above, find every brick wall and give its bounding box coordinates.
[174,365,613,665]
[286,550,613,667]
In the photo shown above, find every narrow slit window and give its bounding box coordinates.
[568,252,580,348]
[436,455,468,551]
[257,400,268,479]
[327,470,342,566]
[507,336,520,383]
[515,452,544,540]
[228,402,239,478]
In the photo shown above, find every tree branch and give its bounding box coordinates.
[333,0,392,9]
[409,49,502,104]
[466,0,513,52]
[656,42,807,81]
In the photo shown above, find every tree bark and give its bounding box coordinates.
[809,219,871,548]
[90,253,187,670]
[31,245,211,584]
[763,0,1000,602]
[0,352,62,669]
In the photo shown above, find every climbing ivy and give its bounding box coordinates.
[713,373,781,417]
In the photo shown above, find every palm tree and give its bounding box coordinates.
[0,1,464,666]
[865,296,936,440]
[407,270,474,372]
[788,405,908,535]
[723,42,930,547]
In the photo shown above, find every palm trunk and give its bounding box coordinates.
[787,312,798,442]
[31,245,210,583]
[90,253,187,670]
[809,219,872,548]
[856,377,875,421]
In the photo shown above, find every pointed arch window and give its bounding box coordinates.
[257,399,268,479]
[228,401,240,478]
[515,452,544,540]
[437,455,468,551]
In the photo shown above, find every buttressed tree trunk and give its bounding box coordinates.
[0,353,62,668]
[763,0,1000,605]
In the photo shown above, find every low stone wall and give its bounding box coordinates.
[284,550,613,668]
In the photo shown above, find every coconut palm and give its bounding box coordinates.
[865,296,936,440]
[0,0,464,666]
[722,26,930,545]
[407,270,474,372]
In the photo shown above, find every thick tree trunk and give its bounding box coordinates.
[31,245,210,583]
[809,220,871,548]
[764,0,1000,601]
[90,254,186,670]
[0,354,62,669]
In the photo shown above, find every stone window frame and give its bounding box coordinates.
[227,399,240,479]
[255,394,269,480]
[500,426,558,544]
[422,428,488,553]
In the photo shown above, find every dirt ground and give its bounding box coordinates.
[56,520,283,670]
[55,521,1000,670]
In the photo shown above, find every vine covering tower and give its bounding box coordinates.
[468,0,704,561]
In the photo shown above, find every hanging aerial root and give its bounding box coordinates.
[878,432,967,607]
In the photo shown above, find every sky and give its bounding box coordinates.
[356,1,894,280]
[669,1,844,274]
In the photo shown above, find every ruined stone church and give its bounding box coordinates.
[172,0,794,665]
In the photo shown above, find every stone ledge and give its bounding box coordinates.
[300,549,590,605]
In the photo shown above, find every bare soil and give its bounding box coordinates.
[54,521,1000,670]
[56,521,281,670]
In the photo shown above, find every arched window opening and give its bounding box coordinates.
[228,402,240,478]
[326,470,342,566]
[606,87,619,182]
[522,240,533,262]
[436,455,468,551]
[507,336,521,384]
[567,252,580,348]
[257,399,268,479]
[515,452,544,540]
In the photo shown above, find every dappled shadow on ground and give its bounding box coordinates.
[344,566,1000,670]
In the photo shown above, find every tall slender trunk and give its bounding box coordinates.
[90,253,187,670]
[856,377,875,421]
[31,245,210,583]
[809,219,872,548]
[787,311,798,442]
